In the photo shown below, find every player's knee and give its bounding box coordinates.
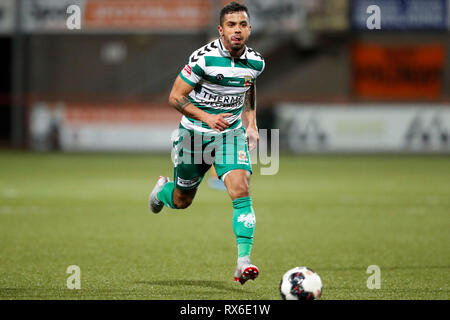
[173,196,193,209]
[173,188,196,209]
[229,185,250,200]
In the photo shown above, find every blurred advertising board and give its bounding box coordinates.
[351,0,448,30]
[448,0,450,30]
[29,103,180,151]
[275,104,450,153]
[84,0,211,32]
[21,0,211,33]
[352,43,445,100]
[0,0,15,34]
[306,0,349,32]
[243,0,305,33]
[22,0,85,32]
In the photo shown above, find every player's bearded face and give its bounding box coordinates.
[219,11,251,53]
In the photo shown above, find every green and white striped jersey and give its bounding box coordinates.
[179,38,265,134]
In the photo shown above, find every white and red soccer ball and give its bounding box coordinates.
[280,267,323,300]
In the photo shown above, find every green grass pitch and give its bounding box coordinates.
[0,152,449,300]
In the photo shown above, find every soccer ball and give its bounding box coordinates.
[279,267,322,300]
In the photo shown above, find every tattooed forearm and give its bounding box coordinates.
[173,96,191,113]
[244,83,256,112]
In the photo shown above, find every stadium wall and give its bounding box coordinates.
[7,0,450,152]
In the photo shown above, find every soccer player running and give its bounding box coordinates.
[149,2,265,285]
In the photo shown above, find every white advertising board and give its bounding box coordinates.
[21,0,85,32]
[0,0,15,34]
[58,124,175,152]
[29,102,180,152]
[275,104,450,153]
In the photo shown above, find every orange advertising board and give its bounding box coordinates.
[84,0,212,30]
[352,43,445,100]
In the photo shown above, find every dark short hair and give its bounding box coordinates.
[219,2,250,26]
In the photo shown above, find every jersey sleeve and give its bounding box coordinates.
[257,59,265,78]
[178,54,206,87]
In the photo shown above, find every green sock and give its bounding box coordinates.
[232,196,256,258]
[157,181,176,209]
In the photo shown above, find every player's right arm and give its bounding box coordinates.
[169,76,232,132]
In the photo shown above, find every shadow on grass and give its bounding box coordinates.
[136,280,245,293]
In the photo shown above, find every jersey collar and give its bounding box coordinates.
[217,38,248,60]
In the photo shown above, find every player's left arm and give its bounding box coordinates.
[244,81,258,151]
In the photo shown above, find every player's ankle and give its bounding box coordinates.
[237,255,251,266]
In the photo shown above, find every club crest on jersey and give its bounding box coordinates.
[244,76,253,87]
[183,65,192,76]
[238,150,248,162]
[216,74,224,81]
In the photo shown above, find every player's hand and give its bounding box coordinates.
[204,113,233,132]
[246,126,259,151]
